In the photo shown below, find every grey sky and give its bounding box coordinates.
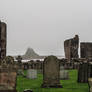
[0,0,92,56]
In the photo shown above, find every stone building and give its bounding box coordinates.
[64,35,79,61]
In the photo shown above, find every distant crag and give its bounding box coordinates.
[22,48,40,59]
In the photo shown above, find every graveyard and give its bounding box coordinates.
[17,70,89,92]
[0,21,92,92]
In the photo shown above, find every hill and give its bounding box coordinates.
[22,48,45,60]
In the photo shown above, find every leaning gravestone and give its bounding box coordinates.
[41,56,62,88]
[60,66,69,80]
[27,69,37,79]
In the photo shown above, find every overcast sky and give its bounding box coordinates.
[0,0,92,56]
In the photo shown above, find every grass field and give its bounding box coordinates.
[17,70,89,92]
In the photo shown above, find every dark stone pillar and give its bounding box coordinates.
[0,22,7,60]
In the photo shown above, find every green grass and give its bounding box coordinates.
[17,70,89,92]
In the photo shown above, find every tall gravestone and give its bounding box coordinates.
[0,21,7,60]
[78,59,89,83]
[16,55,22,68]
[41,56,62,88]
[88,60,92,78]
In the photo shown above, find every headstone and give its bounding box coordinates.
[88,61,92,78]
[27,69,37,79]
[4,56,14,64]
[60,66,69,80]
[0,56,17,92]
[41,56,62,88]
[16,55,22,69]
[78,59,89,83]
[88,78,92,92]
[0,65,17,92]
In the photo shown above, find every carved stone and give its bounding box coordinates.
[42,56,62,88]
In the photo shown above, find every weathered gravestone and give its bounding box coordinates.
[88,61,92,78]
[16,56,25,77]
[78,59,89,83]
[60,66,69,80]
[27,69,37,79]
[0,65,17,91]
[88,78,92,92]
[0,56,17,92]
[16,55,22,69]
[41,56,62,88]
[0,66,17,92]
